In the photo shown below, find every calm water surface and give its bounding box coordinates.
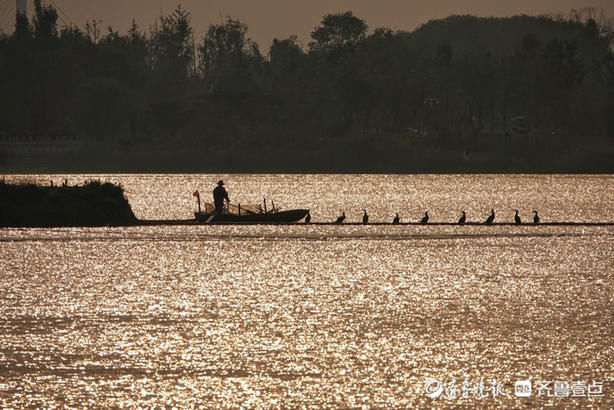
[1,174,613,407]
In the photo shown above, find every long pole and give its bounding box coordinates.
[193,190,201,213]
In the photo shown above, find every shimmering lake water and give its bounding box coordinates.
[1,174,613,407]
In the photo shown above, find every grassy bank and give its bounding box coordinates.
[0,180,137,227]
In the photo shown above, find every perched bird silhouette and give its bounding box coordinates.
[392,213,400,224]
[533,210,540,224]
[362,209,369,224]
[514,209,521,225]
[484,209,495,225]
[335,212,346,224]
[458,211,466,225]
[305,211,311,224]
[420,211,429,224]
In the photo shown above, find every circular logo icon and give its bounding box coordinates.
[424,378,443,398]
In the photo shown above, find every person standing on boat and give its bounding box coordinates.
[213,180,230,213]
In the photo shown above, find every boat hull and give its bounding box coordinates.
[194,209,309,224]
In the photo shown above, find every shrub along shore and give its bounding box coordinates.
[0,180,137,227]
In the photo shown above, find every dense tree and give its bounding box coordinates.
[0,8,612,172]
[309,11,367,51]
[32,0,58,41]
[199,17,259,76]
[150,5,193,80]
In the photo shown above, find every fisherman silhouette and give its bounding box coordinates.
[213,180,229,213]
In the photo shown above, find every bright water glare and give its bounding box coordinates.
[0,174,613,407]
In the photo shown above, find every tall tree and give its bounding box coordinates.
[32,0,58,41]
[199,17,260,76]
[150,5,193,80]
[309,11,367,51]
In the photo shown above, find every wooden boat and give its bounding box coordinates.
[194,202,309,224]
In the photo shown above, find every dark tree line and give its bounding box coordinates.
[1,2,613,171]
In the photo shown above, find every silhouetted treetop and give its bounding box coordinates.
[200,17,260,76]
[150,5,193,80]
[408,14,611,61]
[32,0,58,41]
[309,11,367,50]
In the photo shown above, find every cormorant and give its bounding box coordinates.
[305,211,311,224]
[533,210,540,224]
[392,213,400,224]
[484,209,495,225]
[362,209,369,224]
[335,212,346,224]
[458,211,466,225]
[420,211,429,224]
[514,209,521,225]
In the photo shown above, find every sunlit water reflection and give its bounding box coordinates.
[1,174,613,407]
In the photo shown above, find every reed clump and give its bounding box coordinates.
[0,180,137,227]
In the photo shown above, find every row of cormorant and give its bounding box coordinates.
[318,209,541,224]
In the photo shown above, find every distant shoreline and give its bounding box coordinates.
[2,147,612,174]
[2,132,613,174]
[2,167,613,174]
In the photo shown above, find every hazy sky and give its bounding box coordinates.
[7,0,614,48]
